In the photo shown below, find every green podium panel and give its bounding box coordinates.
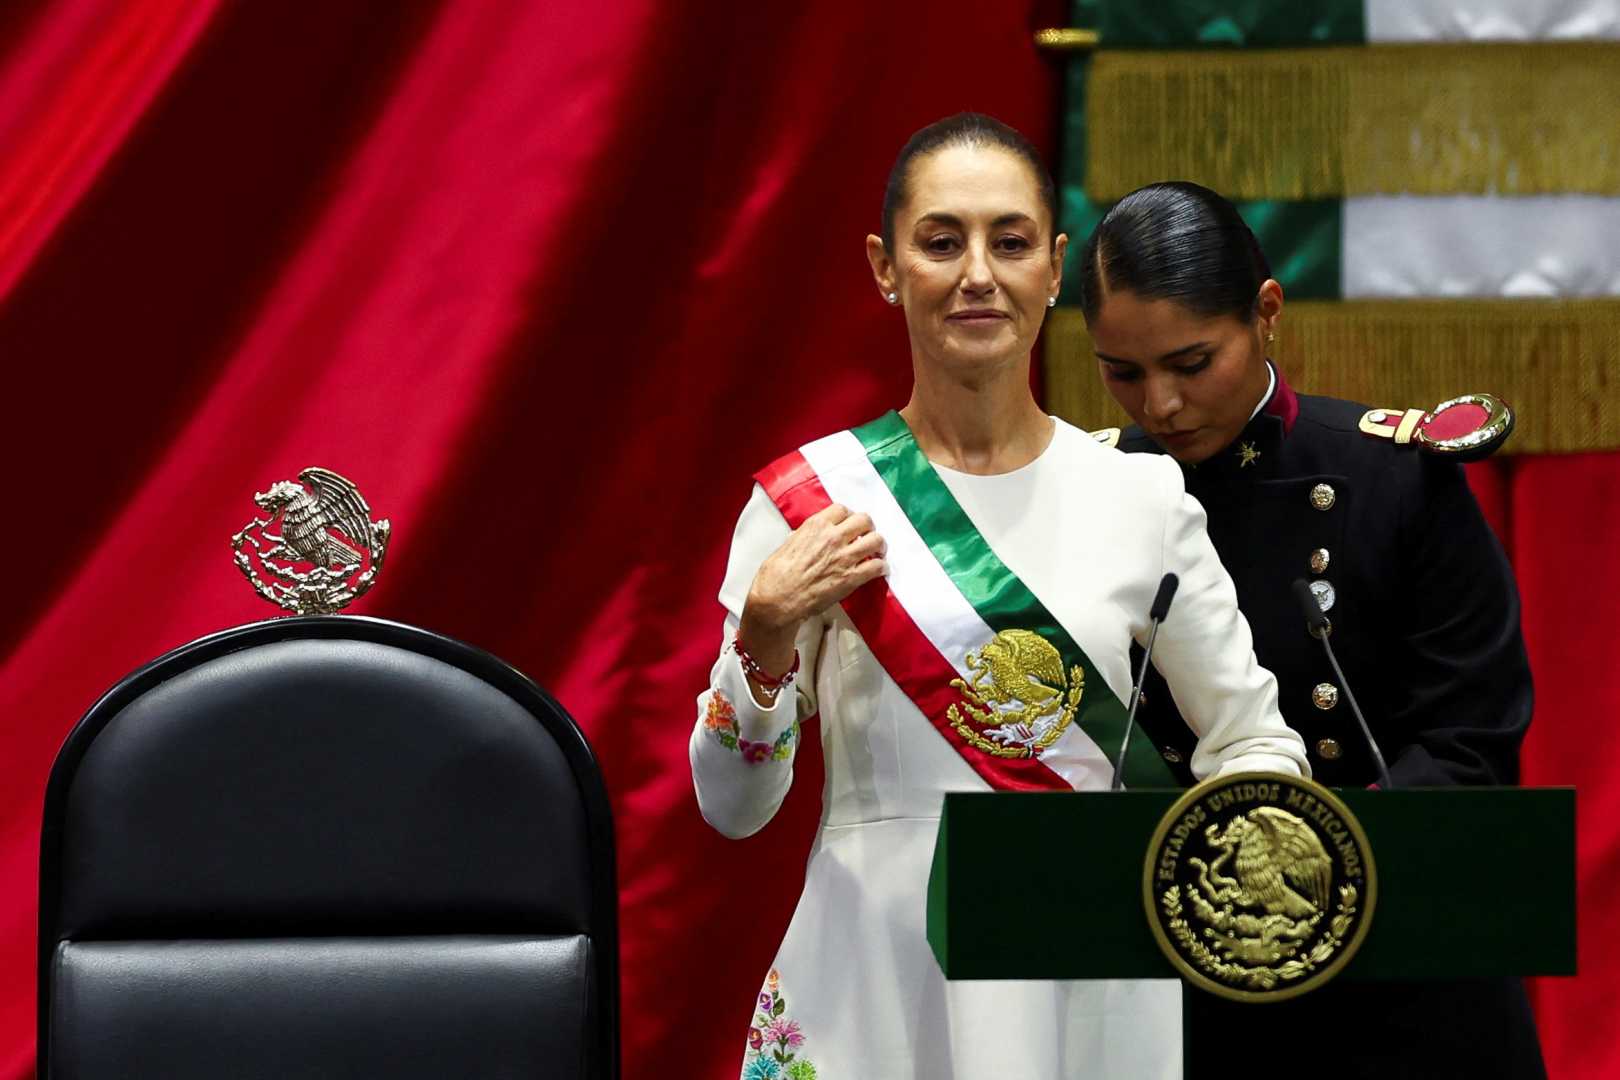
[926,788,1574,983]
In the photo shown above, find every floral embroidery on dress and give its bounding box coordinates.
[704,689,798,764]
[741,969,817,1079]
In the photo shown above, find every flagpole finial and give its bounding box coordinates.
[1034,28,1100,52]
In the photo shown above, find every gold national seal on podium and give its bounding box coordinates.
[1143,772,1376,1003]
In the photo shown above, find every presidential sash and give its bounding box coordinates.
[755,411,1175,792]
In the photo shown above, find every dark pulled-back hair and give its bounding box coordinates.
[1078,181,1272,322]
[881,112,1057,252]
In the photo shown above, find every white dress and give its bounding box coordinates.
[690,418,1309,1080]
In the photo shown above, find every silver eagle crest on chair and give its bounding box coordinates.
[231,467,391,615]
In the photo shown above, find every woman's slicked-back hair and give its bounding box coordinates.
[881,112,1057,252]
[1078,181,1272,323]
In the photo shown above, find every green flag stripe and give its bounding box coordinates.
[1234,200,1342,299]
[1054,52,1102,307]
[850,411,1176,786]
[1087,0,1364,47]
[1060,192,1342,302]
[1055,49,1342,303]
[1055,1,1352,304]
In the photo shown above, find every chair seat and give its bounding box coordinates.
[49,935,593,1079]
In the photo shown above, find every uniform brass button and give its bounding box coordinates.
[1313,683,1340,710]
[1309,579,1337,612]
[1310,483,1336,511]
[1310,548,1330,574]
[1162,748,1184,764]
[1315,737,1343,760]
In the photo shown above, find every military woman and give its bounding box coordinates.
[1078,180,1543,1078]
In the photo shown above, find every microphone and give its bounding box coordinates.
[1111,573,1178,791]
[1292,579,1393,789]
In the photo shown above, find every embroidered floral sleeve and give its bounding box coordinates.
[702,688,800,764]
[691,485,825,841]
[690,635,807,839]
[740,969,817,1080]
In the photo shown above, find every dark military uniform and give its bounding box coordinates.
[1116,368,1545,1078]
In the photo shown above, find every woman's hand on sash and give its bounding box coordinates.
[739,503,886,695]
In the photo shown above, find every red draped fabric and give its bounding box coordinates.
[0,2,1064,1077]
[0,3,1612,1077]
[1504,456,1620,1078]
[1466,454,1620,1078]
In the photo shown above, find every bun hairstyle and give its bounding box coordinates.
[1078,181,1272,323]
[880,112,1058,252]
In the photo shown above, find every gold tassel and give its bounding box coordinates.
[1043,300,1620,455]
[1085,43,1620,200]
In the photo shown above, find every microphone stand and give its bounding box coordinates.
[1292,578,1393,790]
[1111,573,1178,791]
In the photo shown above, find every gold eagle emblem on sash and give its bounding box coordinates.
[947,629,1083,759]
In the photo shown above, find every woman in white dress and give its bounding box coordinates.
[689,113,1309,1080]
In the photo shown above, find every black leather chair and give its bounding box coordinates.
[38,616,618,1079]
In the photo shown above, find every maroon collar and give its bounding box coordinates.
[1263,363,1299,435]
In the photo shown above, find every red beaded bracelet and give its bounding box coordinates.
[733,637,800,692]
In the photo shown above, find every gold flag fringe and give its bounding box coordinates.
[1043,301,1620,455]
[1085,44,1620,201]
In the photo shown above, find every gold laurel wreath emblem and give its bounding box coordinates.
[1159,881,1361,993]
[946,628,1083,759]
[1142,773,1377,1004]
[231,466,391,616]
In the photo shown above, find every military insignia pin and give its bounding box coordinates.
[1143,772,1376,1002]
[231,467,391,615]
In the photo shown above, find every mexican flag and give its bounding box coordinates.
[1044,0,1620,454]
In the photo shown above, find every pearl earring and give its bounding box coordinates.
[886,292,898,304]
[1047,296,1057,308]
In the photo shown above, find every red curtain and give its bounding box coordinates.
[0,4,1612,1078]
[1467,454,1620,1078]
[0,2,1064,1077]
[1505,455,1620,1078]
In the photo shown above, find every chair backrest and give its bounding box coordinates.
[39,615,618,1079]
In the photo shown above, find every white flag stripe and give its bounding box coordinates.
[799,431,1115,789]
[1342,196,1620,299]
[1350,7,1620,298]
[1367,0,1620,41]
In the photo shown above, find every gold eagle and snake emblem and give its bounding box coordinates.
[1144,773,1376,1003]
[231,466,390,615]
[947,629,1083,759]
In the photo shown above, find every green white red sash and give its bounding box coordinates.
[754,411,1175,792]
